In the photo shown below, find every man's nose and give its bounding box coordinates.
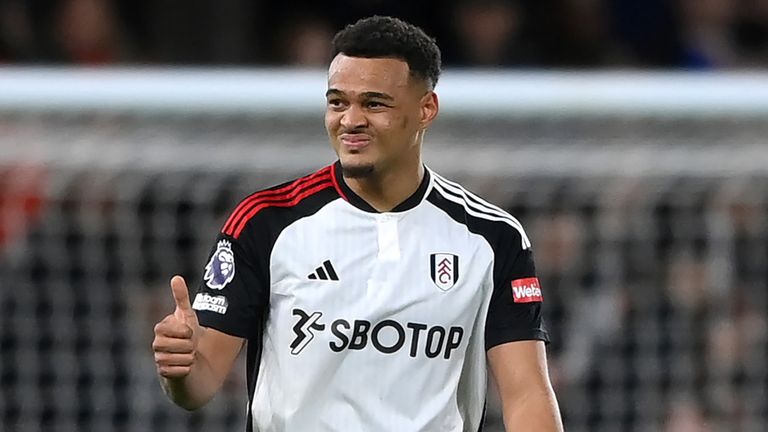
[340,104,367,130]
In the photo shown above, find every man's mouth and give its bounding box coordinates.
[340,134,371,150]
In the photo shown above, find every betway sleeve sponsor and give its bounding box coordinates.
[511,277,543,303]
[485,248,550,350]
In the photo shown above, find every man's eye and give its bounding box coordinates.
[327,99,343,107]
[366,101,386,108]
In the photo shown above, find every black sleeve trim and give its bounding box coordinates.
[198,323,249,339]
[486,329,550,350]
[196,316,249,339]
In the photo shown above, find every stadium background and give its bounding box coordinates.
[1,1,768,431]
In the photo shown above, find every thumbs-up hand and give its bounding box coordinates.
[153,276,202,379]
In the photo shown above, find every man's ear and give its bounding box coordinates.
[420,91,439,129]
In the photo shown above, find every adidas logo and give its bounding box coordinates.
[308,260,339,281]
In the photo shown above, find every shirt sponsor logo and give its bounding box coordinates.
[430,253,459,291]
[192,293,229,314]
[204,240,235,289]
[290,309,325,355]
[291,308,464,360]
[511,277,543,303]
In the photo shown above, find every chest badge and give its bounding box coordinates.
[430,253,459,291]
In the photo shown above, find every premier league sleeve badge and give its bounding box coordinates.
[204,239,236,289]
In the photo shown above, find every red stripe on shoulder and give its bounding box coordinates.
[223,172,333,237]
[230,180,334,238]
[221,166,332,234]
[222,174,331,235]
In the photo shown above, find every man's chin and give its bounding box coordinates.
[340,161,375,179]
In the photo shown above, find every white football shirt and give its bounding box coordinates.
[193,162,549,432]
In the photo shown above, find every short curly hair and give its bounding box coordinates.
[331,16,442,90]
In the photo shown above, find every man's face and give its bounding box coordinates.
[325,54,437,178]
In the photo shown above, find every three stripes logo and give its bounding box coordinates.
[430,253,459,291]
[308,260,339,281]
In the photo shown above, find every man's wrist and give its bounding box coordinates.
[160,374,199,410]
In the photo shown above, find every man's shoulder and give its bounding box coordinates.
[426,169,531,251]
[220,165,341,239]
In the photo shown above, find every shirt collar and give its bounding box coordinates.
[332,160,431,213]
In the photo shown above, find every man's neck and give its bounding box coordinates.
[344,162,424,212]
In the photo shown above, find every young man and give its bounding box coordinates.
[152,16,563,432]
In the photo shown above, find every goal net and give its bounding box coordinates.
[1,70,767,432]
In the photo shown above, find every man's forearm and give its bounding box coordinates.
[502,387,564,432]
[160,351,224,410]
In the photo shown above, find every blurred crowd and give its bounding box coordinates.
[520,177,768,431]
[1,0,768,69]
[2,110,768,430]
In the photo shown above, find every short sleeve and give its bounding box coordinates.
[485,246,550,350]
[192,233,268,338]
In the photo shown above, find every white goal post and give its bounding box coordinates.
[1,68,768,116]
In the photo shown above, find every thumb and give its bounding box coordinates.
[170,275,196,324]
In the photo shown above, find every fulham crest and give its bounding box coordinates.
[204,240,236,289]
[430,253,459,291]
